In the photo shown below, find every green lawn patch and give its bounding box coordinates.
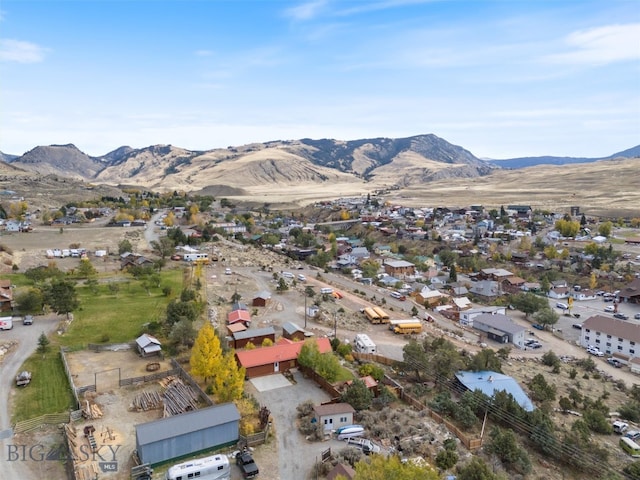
[12,350,75,423]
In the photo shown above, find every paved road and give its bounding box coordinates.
[0,314,62,480]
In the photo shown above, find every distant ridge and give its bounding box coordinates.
[489,144,640,169]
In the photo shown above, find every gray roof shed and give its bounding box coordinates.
[135,403,240,465]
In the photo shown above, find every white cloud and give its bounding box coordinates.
[194,49,213,57]
[545,23,640,66]
[284,1,328,21]
[0,39,47,63]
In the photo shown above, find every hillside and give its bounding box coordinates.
[489,144,639,169]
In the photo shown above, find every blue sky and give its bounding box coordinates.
[1,0,639,159]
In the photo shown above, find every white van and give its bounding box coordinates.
[320,287,334,295]
[281,272,294,279]
[556,302,568,310]
[297,274,306,282]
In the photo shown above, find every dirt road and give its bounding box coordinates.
[0,314,63,480]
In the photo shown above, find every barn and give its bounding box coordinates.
[135,403,240,466]
[252,291,272,307]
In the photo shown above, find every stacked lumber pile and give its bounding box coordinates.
[161,378,199,417]
[82,400,103,420]
[132,390,163,411]
[64,424,98,480]
[74,464,99,480]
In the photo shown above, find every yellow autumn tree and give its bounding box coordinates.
[9,201,28,220]
[590,272,597,290]
[190,323,222,383]
[340,209,350,220]
[164,211,175,227]
[353,454,439,480]
[214,351,245,402]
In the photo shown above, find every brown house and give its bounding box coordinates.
[619,278,640,304]
[235,338,331,378]
[0,279,13,312]
[383,260,415,278]
[230,326,276,349]
[227,309,251,327]
[252,291,272,307]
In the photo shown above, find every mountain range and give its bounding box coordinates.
[2,135,637,193]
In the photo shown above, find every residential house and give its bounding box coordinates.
[548,286,570,299]
[455,371,534,412]
[571,289,597,301]
[502,276,526,294]
[469,280,500,299]
[120,253,154,270]
[350,247,370,260]
[282,322,306,342]
[136,334,162,357]
[580,315,640,357]
[226,322,247,336]
[313,402,356,433]
[0,279,13,312]
[471,313,526,348]
[383,260,416,279]
[374,245,392,256]
[230,326,276,349]
[619,278,640,304]
[416,286,449,307]
[235,338,332,378]
[479,268,514,282]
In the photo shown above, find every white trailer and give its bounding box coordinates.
[353,334,376,354]
[183,252,209,262]
[166,454,230,480]
[0,316,13,330]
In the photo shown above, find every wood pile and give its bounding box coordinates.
[64,424,98,480]
[82,400,103,420]
[132,390,163,411]
[161,377,199,416]
[74,464,99,480]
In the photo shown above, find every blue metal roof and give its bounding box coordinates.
[455,370,535,412]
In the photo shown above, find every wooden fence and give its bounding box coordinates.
[59,347,80,410]
[239,423,271,447]
[119,368,179,387]
[13,412,71,434]
[298,365,341,399]
[170,358,214,407]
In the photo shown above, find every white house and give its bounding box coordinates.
[313,403,355,433]
[571,290,597,301]
[548,286,570,299]
[459,306,507,327]
[580,315,640,357]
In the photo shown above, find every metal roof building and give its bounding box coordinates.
[455,370,534,412]
[135,403,240,466]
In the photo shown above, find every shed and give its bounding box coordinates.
[327,463,356,480]
[227,309,251,326]
[282,321,305,341]
[135,334,162,357]
[252,291,272,307]
[226,322,247,336]
[313,402,355,432]
[135,403,240,466]
[455,370,534,412]
[231,326,276,349]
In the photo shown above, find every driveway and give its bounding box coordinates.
[0,314,62,479]
[247,370,333,480]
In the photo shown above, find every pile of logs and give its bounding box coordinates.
[64,424,98,480]
[82,400,103,420]
[132,390,163,411]
[161,378,199,417]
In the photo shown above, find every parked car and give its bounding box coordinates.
[625,431,640,441]
[587,345,604,357]
[22,315,33,325]
[556,302,569,310]
[572,323,582,329]
[635,313,640,320]
[607,358,622,368]
[532,324,545,330]
[613,313,629,320]
[604,297,614,302]
[604,305,616,313]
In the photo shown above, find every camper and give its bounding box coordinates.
[0,317,13,330]
[354,334,377,354]
[393,322,423,335]
[183,252,209,262]
[620,437,640,458]
[320,287,334,295]
[363,307,382,324]
[166,454,230,480]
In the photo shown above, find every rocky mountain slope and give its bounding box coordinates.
[489,144,639,169]
[6,134,496,193]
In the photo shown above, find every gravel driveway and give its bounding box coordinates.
[247,370,333,480]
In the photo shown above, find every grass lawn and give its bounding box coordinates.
[58,268,184,348]
[12,350,75,423]
[6,268,187,421]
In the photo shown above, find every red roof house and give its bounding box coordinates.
[235,338,332,378]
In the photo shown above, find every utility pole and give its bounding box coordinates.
[334,312,338,339]
[304,294,308,329]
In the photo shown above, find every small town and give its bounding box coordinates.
[1,190,640,480]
